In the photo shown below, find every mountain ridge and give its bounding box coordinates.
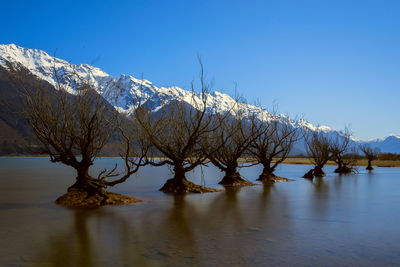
[0,43,399,153]
[0,44,333,129]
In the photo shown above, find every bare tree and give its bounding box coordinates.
[249,116,299,183]
[135,62,228,193]
[330,128,354,174]
[360,144,380,170]
[7,63,149,203]
[206,107,261,186]
[303,130,334,178]
[335,148,359,174]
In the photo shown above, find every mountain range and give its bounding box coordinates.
[0,43,399,154]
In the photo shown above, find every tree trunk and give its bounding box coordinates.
[218,165,254,186]
[335,161,353,174]
[68,165,91,191]
[313,165,326,177]
[303,169,314,179]
[171,165,187,183]
[65,163,110,206]
[257,164,276,182]
[366,159,374,170]
[303,165,326,179]
[160,164,220,193]
[160,165,187,192]
[334,161,343,173]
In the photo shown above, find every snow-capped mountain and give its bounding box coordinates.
[0,44,330,130]
[0,44,258,116]
[0,43,399,153]
[364,135,400,153]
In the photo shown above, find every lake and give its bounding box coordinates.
[0,157,399,266]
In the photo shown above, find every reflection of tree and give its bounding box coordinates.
[308,176,331,218]
[312,176,328,194]
[261,183,273,201]
[134,194,200,265]
[333,174,343,191]
[210,186,244,228]
[24,178,302,266]
[74,210,93,267]
[258,183,274,218]
[32,208,145,266]
[199,186,245,264]
[32,209,98,267]
[256,183,291,240]
[164,194,197,257]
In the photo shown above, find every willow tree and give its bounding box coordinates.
[303,130,334,178]
[249,115,299,183]
[135,63,228,193]
[334,148,359,174]
[206,106,261,186]
[360,144,380,170]
[8,63,149,206]
[330,128,353,174]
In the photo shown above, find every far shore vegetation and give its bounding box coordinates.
[2,154,400,168]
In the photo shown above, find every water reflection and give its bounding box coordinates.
[34,209,96,266]
[1,158,400,266]
[33,208,148,266]
[214,186,243,225]
[156,194,198,263]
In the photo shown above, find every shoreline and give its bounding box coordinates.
[279,158,400,168]
[1,155,399,168]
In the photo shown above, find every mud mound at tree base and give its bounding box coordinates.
[160,178,223,193]
[257,174,296,184]
[257,173,295,184]
[219,180,259,187]
[218,173,259,187]
[55,189,141,208]
[271,176,294,182]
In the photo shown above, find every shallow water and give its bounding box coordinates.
[0,158,399,266]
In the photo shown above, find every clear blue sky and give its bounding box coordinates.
[2,0,400,140]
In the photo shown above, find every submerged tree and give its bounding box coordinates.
[331,128,354,174]
[207,106,261,186]
[8,63,149,206]
[336,148,359,174]
[249,114,299,183]
[303,130,334,178]
[135,62,228,193]
[360,144,380,171]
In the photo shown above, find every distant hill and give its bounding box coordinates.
[0,65,38,154]
[365,135,400,154]
[0,65,123,156]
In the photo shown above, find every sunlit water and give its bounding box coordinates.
[0,158,399,266]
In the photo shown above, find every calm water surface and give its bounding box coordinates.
[0,157,399,266]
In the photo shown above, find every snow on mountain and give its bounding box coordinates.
[0,43,250,116]
[364,135,400,153]
[0,44,111,95]
[0,44,275,120]
[1,43,399,152]
[367,134,400,143]
[295,119,333,133]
